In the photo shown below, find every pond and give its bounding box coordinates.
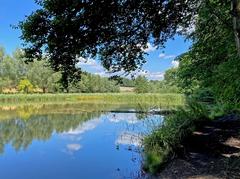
[0,103,163,179]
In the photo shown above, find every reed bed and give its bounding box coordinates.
[0,93,185,109]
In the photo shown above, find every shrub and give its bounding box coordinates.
[18,79,34,93]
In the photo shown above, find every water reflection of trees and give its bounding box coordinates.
[0,103,159,122]
[0,103,162,153]
[0,112,102,153]
[0,103,117,121]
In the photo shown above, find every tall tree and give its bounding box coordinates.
[19,0,198,89]
[27,60,57,93]
[175,0,240,104]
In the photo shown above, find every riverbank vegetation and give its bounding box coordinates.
[0,50,119,93]
[0,93,184,109]
[143,0,240,174]
[0,47,179,94]
[1,0,239,177]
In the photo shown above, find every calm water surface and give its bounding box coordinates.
[0,104,163,179]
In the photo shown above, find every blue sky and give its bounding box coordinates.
[0,0,191,80]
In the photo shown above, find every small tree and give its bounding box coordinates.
[135,76,149,93]
[18,79,33,93]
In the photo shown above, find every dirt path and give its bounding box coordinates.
[157,114,240,179]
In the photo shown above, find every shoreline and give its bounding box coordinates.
[157,114,240,178]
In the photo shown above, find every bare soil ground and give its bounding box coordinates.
[157,114,240,179]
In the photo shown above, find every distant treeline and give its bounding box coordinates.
[0,47,178,94]
[0,48,118,93]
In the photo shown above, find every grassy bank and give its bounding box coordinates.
[147,112,240,178]
[0,93,184,109]
[143,101,210,173]
[143,100,240,174]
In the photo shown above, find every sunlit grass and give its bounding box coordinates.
[0,93,185,108]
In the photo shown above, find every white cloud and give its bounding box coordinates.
[76,56,164,81]
[67,143,81,152]
[77,57,97,66]
[171,60,179,68]
[61,118,102,155]
[65,118,101,135]
[92,68,164,81]
[95,70,165,81]
[115,132,143,147]
[147,72,165,80]
[134,70,164,80]
[61,135,82,141]
[159,53,176,59]
[77,57,106,72]
[143,43,157,53]
[108,113,139,124]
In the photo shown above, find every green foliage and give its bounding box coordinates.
[0,93,184,110]
[144,100,209,173]
[134,75,180,94]
[175,1,239,104]
[0,48,61,93]
[164,67,178,86]
[0,55,20,87]
[149,80,179,93]
[211,56,240,104]
[173,53,200,94]
[71,73,120,93]
[0,48,120,93]
[19,0,198,88]
[121,78,135,87]
[0,47,5,61]
[110,76,135,87]
[47,72,62,93]
[135,76,149,93]
[27,60,60,93]
[18,79,34,93]
[143,1,240,174]
[167,1,240,107]
[0,77,12,92]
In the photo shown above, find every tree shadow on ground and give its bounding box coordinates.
[158,114,240,179]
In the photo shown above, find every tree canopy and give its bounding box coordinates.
[167,0,240,105]
[19,0,199,88]
[18,0,240,103]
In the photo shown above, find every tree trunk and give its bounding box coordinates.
[43,87,46,93]
[232,0,240,56]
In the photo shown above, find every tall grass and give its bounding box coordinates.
[0,93,79,103]
[72,93,184,109]
[0,93,184,109]
[143,100,209,173]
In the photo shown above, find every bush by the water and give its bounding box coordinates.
[143,100,209,173]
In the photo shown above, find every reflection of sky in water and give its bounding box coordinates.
[62,113,162,152]
[108,113,139,124]
[65,118,102,135]
[115,131,143,147]
[66,143,82,154]
[0,112,163,179]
